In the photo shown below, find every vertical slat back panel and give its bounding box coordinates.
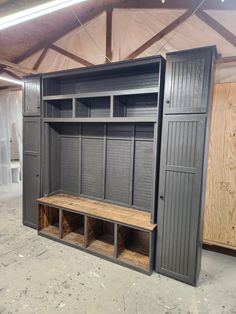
[81,124,104,198]
[133,124,154,211]
[60,136,79,193]
[106,139,132,204]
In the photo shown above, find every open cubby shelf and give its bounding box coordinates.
[37,193,156,273]
[114,93,158,118]
[75,97,110,118]
[62,211,85,246]
[44,99,73,118]
[117,226,150,269]
[42,92,158,122]
[86,218,114,257]
[38,205,60,238]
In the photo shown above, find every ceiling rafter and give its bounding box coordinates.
[124,7,199,60]
[2,68,22,80]
[12,7,104,65]
[105,7,113,63]
[33,48,49,70]
[0,58,38,74]
[50,44,94,67]
[196,10,236,48]
[216,56,236,64]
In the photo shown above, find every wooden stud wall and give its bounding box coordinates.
[203,83,236,249]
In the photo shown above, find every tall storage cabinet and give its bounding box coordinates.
[23,48,216,283]
[23,76,41,228]
[23,56,165,274]
[155,46,216,285]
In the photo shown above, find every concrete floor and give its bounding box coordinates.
[0,183,235,314]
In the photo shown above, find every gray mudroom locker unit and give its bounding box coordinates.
[23,46,216,285]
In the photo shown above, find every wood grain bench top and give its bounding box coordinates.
[37,193,156,231]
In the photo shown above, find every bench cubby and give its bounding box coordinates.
[62,211,85,246]
[117,225,150,270]
[38,205,60,238]
[37,193,156,274]
[86,217,114,257]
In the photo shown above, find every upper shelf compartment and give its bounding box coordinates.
[76,96,110,118]
[114,93,158,118]
[44,98,73,118]
[42,58,160,96]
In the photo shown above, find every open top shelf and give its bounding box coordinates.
[38,193,156,231]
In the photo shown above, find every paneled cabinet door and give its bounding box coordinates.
[23,76,41,116]
[23,118,40,228]
[163,48,213,115]
[156,115,206,285]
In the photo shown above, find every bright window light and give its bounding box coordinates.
[0,0,87,30]
[0,75,24,86]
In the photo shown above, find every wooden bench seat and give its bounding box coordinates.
[37,193,156,231]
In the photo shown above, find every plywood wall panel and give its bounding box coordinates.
[203,83,236,249]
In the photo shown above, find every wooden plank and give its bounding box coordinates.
[37,193,156,231]
[125,9,198,60]
[196,10,236,48]
[118,249,149,270]
[203,83,236,249]
[105,8,113,63]
[50,44,95,67]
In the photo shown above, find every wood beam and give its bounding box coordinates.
[50,44,94,67]
[125,8,198,60]
[3,69,22,80]
[105,8,113,63]
[216,56,236,64]
[13,7,104,64]
[33,48,49,70]
[0,58,38,74]
[196,10,236,47]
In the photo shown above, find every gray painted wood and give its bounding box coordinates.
[23,118,41,228]
[156,46,216,286]
[23,76,41,116]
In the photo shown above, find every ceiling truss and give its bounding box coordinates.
[1,1,236,88]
